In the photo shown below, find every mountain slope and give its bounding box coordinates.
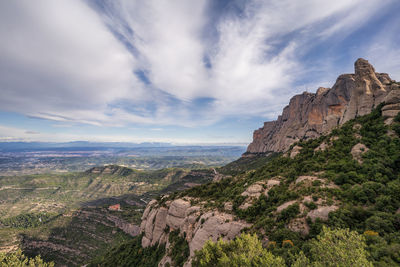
[121,69,400,266]
[136,103,400,266]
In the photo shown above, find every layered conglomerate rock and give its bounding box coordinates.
[246,58,396,154]
[139,198,251,266]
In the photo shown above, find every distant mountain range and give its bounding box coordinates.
[0,141,173,151]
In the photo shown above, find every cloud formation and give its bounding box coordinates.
[0,0,399,130]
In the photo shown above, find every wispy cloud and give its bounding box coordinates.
[0,0,398,132]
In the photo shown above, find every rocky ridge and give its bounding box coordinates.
[140,198,251,266]
[139,174,343,266]
[246,58,399,154]
[136,59,400,267]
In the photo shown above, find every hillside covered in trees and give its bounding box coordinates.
[93,102,400,266]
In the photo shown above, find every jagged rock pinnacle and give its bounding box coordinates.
[245,59,396,155]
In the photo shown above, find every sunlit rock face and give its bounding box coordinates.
[246,58,396,154]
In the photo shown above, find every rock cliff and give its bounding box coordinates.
[140,198,251,266]
[246,58,399,154]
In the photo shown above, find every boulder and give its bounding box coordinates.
[224,202,233,211]
[276,200,297,213]
[290,146,302,158]
[314,142,328,152]
[307,206,338,222]
[288,217,309,236]
[241,183,264,198]
[351,143,369,164]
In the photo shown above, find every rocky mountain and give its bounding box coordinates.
[100,58,400,267]
[245,58,400,154]
[125,97,400,266]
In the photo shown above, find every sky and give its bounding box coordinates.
[0,0,399,145]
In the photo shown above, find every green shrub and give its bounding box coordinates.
[0,249,54,267]
[277,203,300,222]
[293,227,372,267]
[0,213,56,228]
[168,230,189,267]
[89,234,165,267]
[192,233,285,267]
[304,201,317,210]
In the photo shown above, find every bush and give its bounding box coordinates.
[0,249,54,266]
[277,203,300,222]
[192,233,285,267]
[0,213,56,228]
[168,230,189,267]
[89,235,165,267]
[293,227,373,267]
[304,201,317,210]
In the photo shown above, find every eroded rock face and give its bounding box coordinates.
[140,198,251,266]
[246,59,395,154]
[189,212,250,256]
[382,90,400,124]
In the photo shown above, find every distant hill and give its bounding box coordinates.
[0,141,173,152]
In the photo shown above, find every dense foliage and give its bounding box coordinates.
[182,105,400,266]
[168,230,190,267]
[0,249,54,267]
[0,213,56,228]
[193,233,285,267]
[88,235,165,267]
[93,106,400,266]
[294,227,372,267]
[193,228,372,267]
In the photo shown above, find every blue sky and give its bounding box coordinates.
[0,0,399,144]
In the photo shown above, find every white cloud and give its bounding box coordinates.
[0,0,144,120]
[0,0,397,130]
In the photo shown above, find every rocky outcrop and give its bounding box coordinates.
[107,215,141,236]
[307,206,338,222]
[246,59,397,154]
[140,198,251,266]
[351,143,369,164]
[239,179,280,209]
[382,90,400,124]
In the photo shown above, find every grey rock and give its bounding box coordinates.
[307,206,338,222]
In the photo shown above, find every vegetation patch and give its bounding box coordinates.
[89,234,165,267]
[0,213,57,229]
[168,230,190,267]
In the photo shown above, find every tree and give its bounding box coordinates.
[192,233,285,267]
[0,249,54,267]
[293,227,373,267]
